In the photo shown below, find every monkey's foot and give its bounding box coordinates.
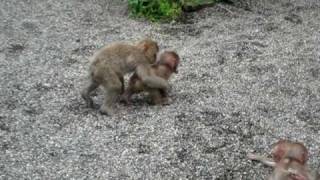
[119,96,130,105]
[247,153,257,160]
[86,100,95,108]
[161,98,171,105]
[81,92,94,108]
[99,105,114,116]
[151,98,171,106]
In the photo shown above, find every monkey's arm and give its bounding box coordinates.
[248,153,276,167]
[286,168,309,180]
[136,65,169,89]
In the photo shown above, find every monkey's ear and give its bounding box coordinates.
[142,43,150,52]
[300,150,309,164]
[272,146,285,162]
[174,58,180,73]
[137,42,148,52]
[174,65,178,73]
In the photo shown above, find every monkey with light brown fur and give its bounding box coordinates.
[121,51,180,105]
[248,140,320,180]
[81,39,169,115]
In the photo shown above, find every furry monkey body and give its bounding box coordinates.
[81,39,168,115]
[248,140,320,180]
[121,51,180,105]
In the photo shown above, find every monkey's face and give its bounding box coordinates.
[169,56,179,73]
[271,140,308,164]
[159,52,180,73]
[137,39,159,64]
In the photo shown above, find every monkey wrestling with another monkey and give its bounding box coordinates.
[120,51,180,105]
[248,140,320,180]
[81,39,169,115]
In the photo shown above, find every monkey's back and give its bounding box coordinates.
[90,42,149,75]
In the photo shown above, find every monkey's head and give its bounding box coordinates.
[271,140,308,165]
[158,51,180,73]
[137,39,159,64]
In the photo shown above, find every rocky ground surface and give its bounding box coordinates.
[1,0,320,179]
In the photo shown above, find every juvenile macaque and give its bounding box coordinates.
[248,140,320,180]
[121,51,180,105]
[271,140,308,165]
[81,39,169,115]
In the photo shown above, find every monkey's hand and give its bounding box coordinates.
[247,153,258,160]
[247,153,276,167]
[136,65,169,89]
[289,174,307,180]
[287,168,308,180]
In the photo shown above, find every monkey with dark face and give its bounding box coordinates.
[81,39,169,115]
[248,140,320,180]
[121,51,180,105]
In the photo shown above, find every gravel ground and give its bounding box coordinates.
[1,0,320,179]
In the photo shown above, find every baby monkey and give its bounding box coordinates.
[248,140,320,180]
[121,51,180,105]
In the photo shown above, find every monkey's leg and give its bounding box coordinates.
[120,88,134,105]
[248,153,276,167]
[120,83,144,105]
[99,72,122,115]
[159,89,170,104]
[149,89,168,105]
[81,79,99,108]
[160,89,168,97]
[120,75,144,104]
[119,76,125,94]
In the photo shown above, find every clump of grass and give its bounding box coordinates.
[128,0,220,22]
[128,0,182,22]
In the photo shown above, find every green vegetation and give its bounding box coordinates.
[128,0,182,22]
[128,0,220,22]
